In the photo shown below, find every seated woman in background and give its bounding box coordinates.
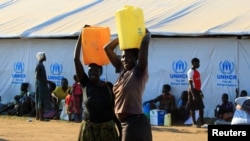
[51,78,71,119]
[235,88,248,98]
[143,84,178,124]
[0,82,35,116]
[215,93,234,122]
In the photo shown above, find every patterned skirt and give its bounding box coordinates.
[78,120,119,141]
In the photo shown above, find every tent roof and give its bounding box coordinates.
[1,0,250,38]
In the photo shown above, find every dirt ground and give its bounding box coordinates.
[0,116,207,141]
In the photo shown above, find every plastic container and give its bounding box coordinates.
[115,5,146,50]
[81,26,111,66]
[164,113,171,126]
[150,109,165,126]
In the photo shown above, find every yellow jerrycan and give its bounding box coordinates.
[115,5,146,50]
[164,113,171,126]
[81,26,110,66]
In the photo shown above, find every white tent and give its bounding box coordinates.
[1,0,250,117]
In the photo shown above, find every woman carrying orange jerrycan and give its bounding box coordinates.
[75,25,121,141]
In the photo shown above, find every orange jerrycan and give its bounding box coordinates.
[115,5,146,50]
[81,26,110,66]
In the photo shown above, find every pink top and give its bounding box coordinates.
[72,82,82,95]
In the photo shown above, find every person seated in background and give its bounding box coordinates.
[51,78,71,119]
[0,82,35,116]
[231,96,250,125]
[214,93,234,122]
[14,82,36,116]
[42,81,57,119]
[143,84,178,124]
[48,81,56,109]
[235,88,248,98]
[177,90,189,123]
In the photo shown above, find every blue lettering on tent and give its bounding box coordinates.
[217,74,237,80]
[170,74,187,79]
[48,75,63,80]
[12,73,26,78]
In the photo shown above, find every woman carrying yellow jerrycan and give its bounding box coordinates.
[103,5,152,141]
[105,5,152,139]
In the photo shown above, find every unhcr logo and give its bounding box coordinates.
[172,60,187,73]
[50,63,63,75]
[217,60,236,80]
[14,61,24,73]
[170,60,187,79]
[12,61,26,80]
[219,60,234,74]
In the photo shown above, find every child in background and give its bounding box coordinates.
[65,89,74,121]
[71,74,83,122]
[177,91,189,123]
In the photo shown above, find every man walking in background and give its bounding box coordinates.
[187,57,205,128]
